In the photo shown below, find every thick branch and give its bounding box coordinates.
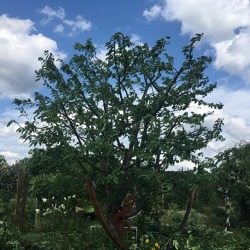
[179,189,197,231]
[85,180,128,250]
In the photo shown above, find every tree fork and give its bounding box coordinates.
[84,179,128,250]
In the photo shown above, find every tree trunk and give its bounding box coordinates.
[85,180,128,250]
[179,189,196,231]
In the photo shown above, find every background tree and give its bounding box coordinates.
[0,154,15,202]
[0,154,8,169]
[9,32,223,223]
[215,141,250,221]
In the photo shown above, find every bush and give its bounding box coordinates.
[0,221,23,250]
[0,166,19,202]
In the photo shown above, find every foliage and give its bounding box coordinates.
[0,221,23,250]
[0,154,8,169]
[132,234,162,249]
[215,141,250,198]
[0,157,34,204]
[0,179,250,249]
[30,173,85,202]
[214,141,250,221]
[158,209,250,250]
[12,157,33,172]
[0,165,19,202]
[20,217,118,249]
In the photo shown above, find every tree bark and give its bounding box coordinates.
[179,189,196,231]
[84,180,128,250]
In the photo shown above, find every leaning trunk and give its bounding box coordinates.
[179,189,197,231]
[85,180,128,250]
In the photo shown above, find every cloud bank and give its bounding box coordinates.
[0,15,66,99]
[0,15,66,164]
[143,0,250,84]
[39,6,92,36]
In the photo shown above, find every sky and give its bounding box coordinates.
[0,0,250,167]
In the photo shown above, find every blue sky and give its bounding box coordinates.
[1,0,250,166]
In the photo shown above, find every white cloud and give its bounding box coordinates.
[130,33,144,46]
[0,15,66,99]
[54,24,64,33]
[169,160,195,171]
[96,45,108,61]
[207,86,250,122]
[153,0,250,42]
[171,86,250,165]
[64,15,91,36]
[207,141,226,152]
[40,6,65,20]
[143,5,162,21]
[0,122,18,138]
[0,15,66,164]
[204,86,250,148]
[213,28,250,82]
[0,121,30,165]
[0,108,33,164]
[143,0,250,83]
[39,6,92,36]
[0,151,22,165]
[225,116,250,138]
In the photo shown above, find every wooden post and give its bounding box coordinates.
[14,171,28,231]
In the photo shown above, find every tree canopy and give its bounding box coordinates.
[9,32,224,218]
[0,154,7,169]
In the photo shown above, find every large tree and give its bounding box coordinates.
[9,32,223,223]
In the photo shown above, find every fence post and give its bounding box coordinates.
[14,171,28,231]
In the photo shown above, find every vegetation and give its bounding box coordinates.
[0,151,250,249]
[1,33,249,249]
[214,141,250,221]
